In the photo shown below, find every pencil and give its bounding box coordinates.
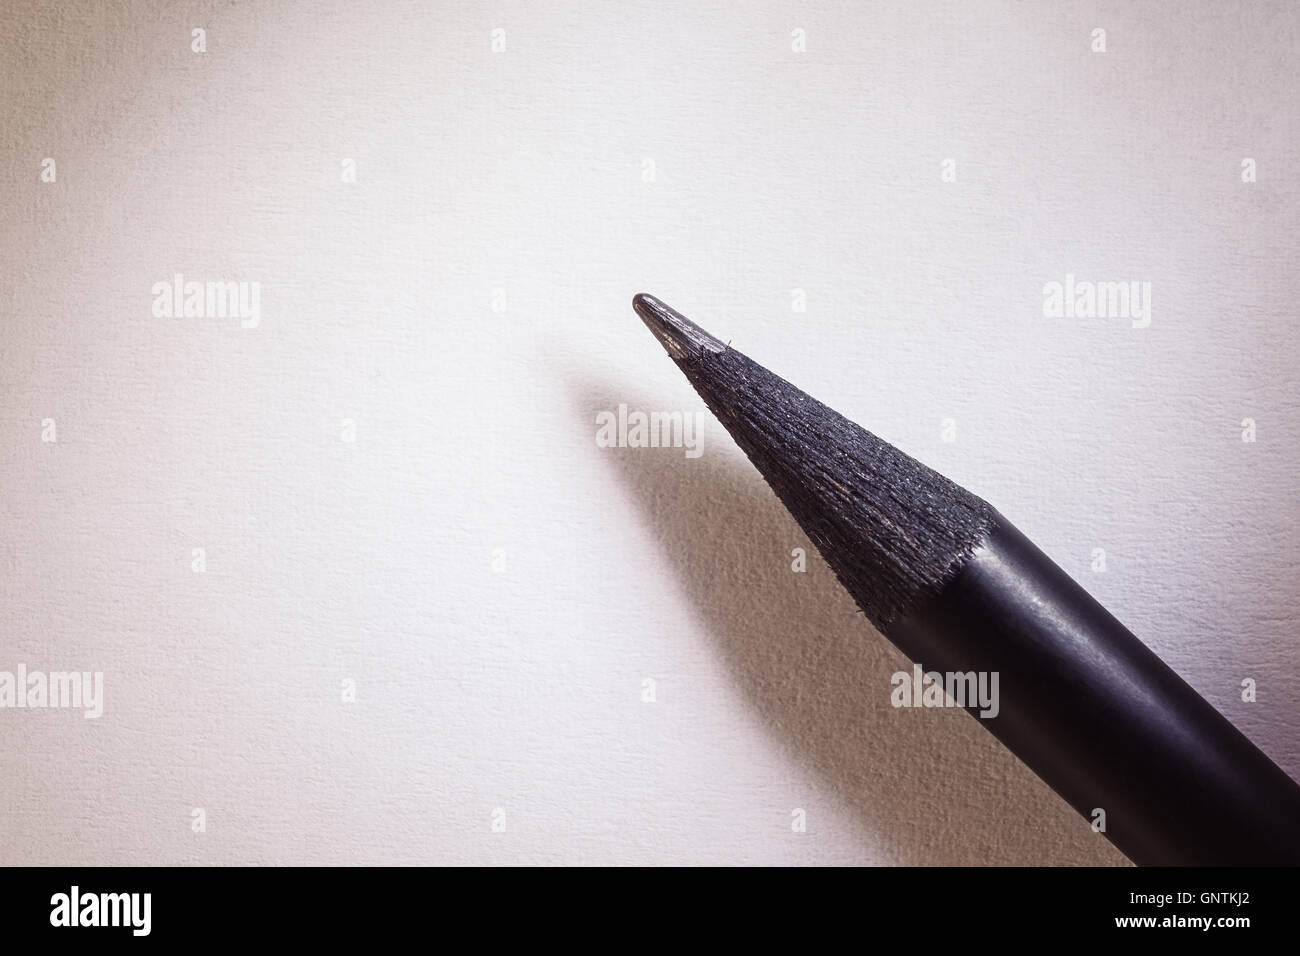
[632,292,1300,866]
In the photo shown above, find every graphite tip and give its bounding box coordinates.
[632,293,727,362]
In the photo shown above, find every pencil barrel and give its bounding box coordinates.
[888,515,1300,866]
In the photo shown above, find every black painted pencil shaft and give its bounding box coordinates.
[632,293,1300,866]
[892,520,1300,865]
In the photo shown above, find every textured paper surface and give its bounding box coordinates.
[2,1,1296,865]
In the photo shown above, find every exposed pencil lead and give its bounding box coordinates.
[632,293,727,362]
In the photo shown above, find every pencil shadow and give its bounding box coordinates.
[577,377,1129,866]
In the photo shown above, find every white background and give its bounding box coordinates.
[2,1,1296,865]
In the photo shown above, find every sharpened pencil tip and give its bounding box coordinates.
[632,301,996,631]
[632,293,727,361]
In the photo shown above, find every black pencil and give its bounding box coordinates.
[631,292,1300,866]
